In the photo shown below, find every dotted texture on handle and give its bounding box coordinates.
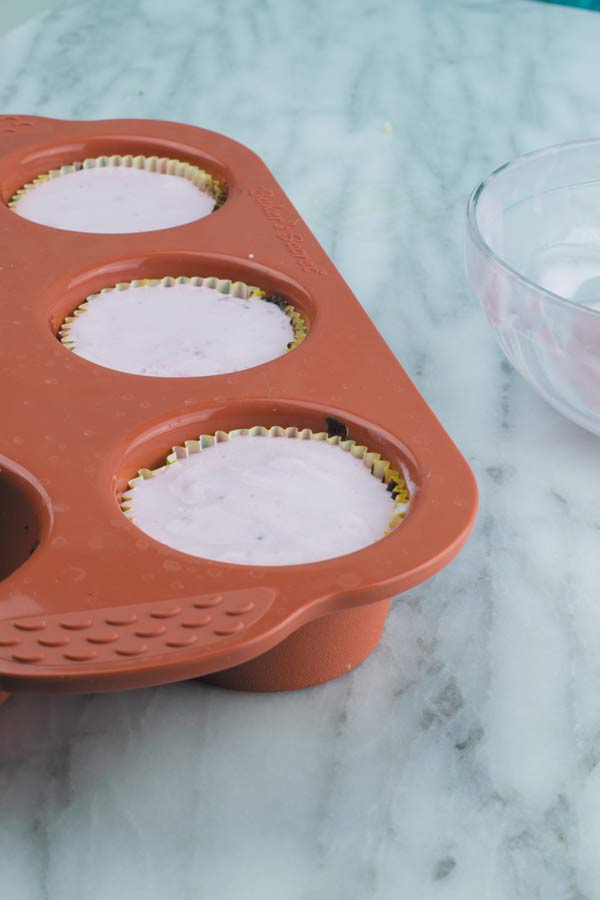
[0,589,273,667]
[0,116,36,135]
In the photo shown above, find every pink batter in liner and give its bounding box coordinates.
[13,166,216,233]
[126,435,409,566]
[64,283,295,377]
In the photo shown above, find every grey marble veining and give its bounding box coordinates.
[1,0,600,897]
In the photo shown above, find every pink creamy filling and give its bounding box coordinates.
[14,166,215,233]
[126,435,406,566]
[65,283,295,377]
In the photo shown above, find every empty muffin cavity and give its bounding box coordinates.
[58,276,308,377]
[9,155,225,233]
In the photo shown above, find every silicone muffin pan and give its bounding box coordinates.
[0,116,477,696]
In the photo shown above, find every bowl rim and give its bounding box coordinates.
[466,137,600,320]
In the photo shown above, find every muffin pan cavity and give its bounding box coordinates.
[0,116,477,695]
[0,459,51,584]
[10,155,225,234]
[58,275,307,378]
[121,425,410,567]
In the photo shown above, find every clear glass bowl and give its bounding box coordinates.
[465,139,600,435]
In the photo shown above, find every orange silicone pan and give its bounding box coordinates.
[0,116,477,695]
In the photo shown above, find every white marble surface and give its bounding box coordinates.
[1,0,600,897]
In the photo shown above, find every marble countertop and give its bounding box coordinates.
[2,0,600,897]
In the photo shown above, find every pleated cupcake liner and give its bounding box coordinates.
[121,425,411,538]
[58,275,308,354]
[9,153,226,210]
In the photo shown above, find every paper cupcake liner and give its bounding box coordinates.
[8,154,226,210]
[58,276,308,354]
[121,426,411,537]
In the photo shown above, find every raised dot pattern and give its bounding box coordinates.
[0,589,273,668]
[0,116,35,135]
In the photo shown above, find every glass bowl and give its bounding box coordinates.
[465,139,600,436]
